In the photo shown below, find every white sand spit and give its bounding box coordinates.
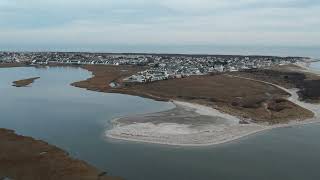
[106,67,320,146]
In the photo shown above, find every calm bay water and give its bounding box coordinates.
[310,60,320,71]
[1,66,320,180]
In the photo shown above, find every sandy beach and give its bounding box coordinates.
[106,101,268,146]
[106,67,320,147]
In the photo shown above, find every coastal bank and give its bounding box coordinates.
[70,63,320,146]
[0,128,122,180]
[1,64,320,180]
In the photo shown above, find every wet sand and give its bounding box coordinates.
[106,67,320,146]
[106,101,266,146]
[106,91,320,146]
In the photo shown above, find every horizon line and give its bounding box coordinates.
[0,50,310,58]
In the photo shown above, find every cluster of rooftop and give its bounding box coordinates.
[0,51,306,83]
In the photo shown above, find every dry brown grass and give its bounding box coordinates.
[71,65,146,92]
[117,74,313,123]
[0,63,27,68]
[228,65,320,103]
[0,128,122,180]
[12,77,40,87]
[71,65,314,123]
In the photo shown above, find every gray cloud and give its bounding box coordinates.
[0,0,319,52]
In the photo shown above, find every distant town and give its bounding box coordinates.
[0,51,307,83]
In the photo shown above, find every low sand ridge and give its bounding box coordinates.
[106,67,320,146]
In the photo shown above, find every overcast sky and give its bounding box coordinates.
[0,0,319,55]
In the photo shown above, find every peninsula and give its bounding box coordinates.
[2,52,320,146]
[71,63,320,146]
[0,128,122,180]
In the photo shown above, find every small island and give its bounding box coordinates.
[12,77,40,87]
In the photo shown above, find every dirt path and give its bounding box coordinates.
[226,74,320,118]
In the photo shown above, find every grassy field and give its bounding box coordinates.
[71,65,146,92]
[72,65,314,123]
[0,128,122,180]
[117,74,313,123]
[0,63,27,68]
[228,65,320,103]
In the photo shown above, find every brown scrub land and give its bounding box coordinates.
[71,65,146,92]
[228,65,320,103]
[0,128,122,180]
[118,74,313,123]
[12,77,40,87]
[0,63,27,68]
[72,65,313,124]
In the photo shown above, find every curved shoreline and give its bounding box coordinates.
[295,61,320,76]
[106,69,320,146]
[106,118,320,147]
[7,65,318,147]
[0,128,122,180]
[106,99,320,147]
[14,64,316,147]
[0,66,123,180]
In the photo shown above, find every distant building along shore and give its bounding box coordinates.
[0,51,306,83]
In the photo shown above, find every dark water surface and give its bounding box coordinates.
[1,66,320,180]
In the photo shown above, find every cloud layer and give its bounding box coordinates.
[0,0,319,54]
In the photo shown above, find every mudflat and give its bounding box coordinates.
[0,128,122,180]
[106,101,265,146]
[12,77,40,87]
[106,96,320,146]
